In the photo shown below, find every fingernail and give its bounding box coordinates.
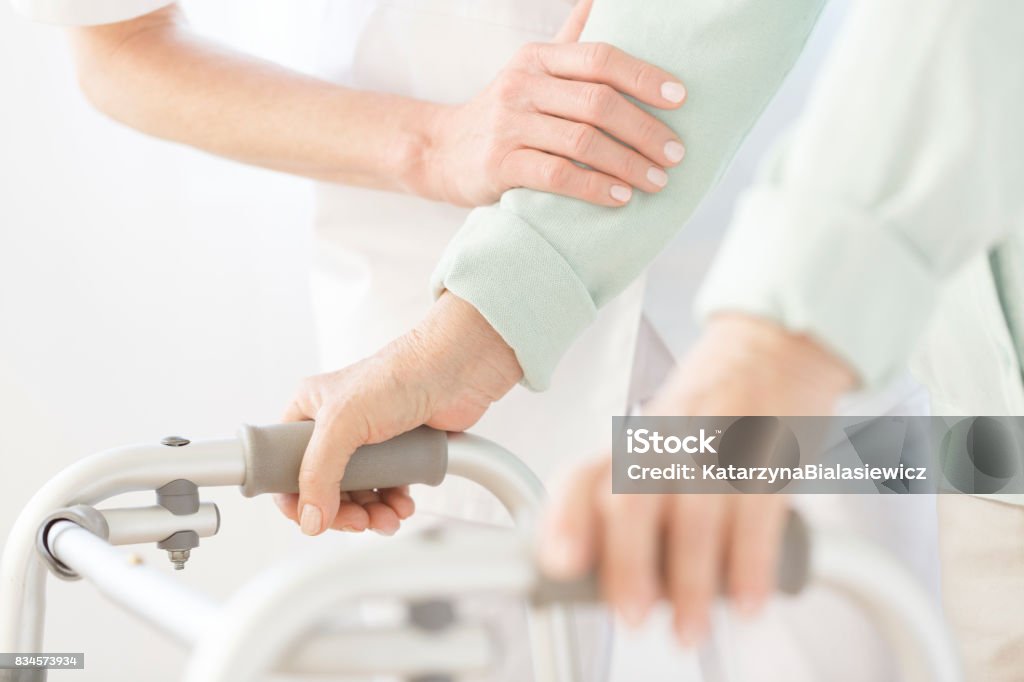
[340,525,358,532]
[373,528,397,537]
[646,166,668,188]
[621,601,649,628]
[676,618,702,649]
[664,141,686,164]
[299,504,322,536]
[735,593,763,619]
[661,81,686,104]
[610,185,632,203]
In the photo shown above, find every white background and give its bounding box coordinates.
[0,1,847,679]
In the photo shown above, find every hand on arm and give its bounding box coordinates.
[434,0,827,389]
[68,3,686,206]
[539,315,855,645]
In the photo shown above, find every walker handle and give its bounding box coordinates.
[534,510,811,604]
[237,423,448,497]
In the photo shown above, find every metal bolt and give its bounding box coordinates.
[409,599,455,631]
[158,530,199,571]
[168,549,191,570]
[422,526,445,543]
[161,436,191,447]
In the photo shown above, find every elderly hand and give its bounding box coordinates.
[419,0,687,207]
[539,314,857,646]
[274,293,522,536]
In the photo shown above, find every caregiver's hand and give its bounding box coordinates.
[275,292,522,536]
[539,314,857,646]
[420,11,687,207]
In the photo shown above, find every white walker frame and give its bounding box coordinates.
[0,428,963,681]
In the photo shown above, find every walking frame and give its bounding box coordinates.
[0,423,963,681]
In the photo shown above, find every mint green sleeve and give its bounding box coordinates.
[431,0,826,390]
[694,0,1024,387]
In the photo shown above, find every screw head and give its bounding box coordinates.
[161,436,191,447]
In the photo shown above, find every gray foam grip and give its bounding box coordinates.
[238,422,448,497]
[534,509,811,604]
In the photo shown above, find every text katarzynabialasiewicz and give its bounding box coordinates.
[627,462,928,484]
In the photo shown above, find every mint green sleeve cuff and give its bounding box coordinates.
[694,187,938,387]
[432,206,596,390]
[433,0,826,391]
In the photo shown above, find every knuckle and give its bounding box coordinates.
[483,106,511,140]
[619,152,644,181]
[318,398,348,422]
[582,41,614,74]
[297,468,326,490]
[288,377,319,412]
[630,62,652,93]
[635,115,663,146]
[493,68,524,102]
[581,83,616,119]
[297,374,318,394]
[514,41,542,67]
[583,175,611,204]
[568,124,597,157]
[540,158,572,188]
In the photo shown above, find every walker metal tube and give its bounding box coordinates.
[46,521,217,645]
[442,432,583,682]
[445,432,548,526]
[184,529,537,682]
[283,625,494,676]
[0,437,244,662]
[810,533,963,682]
[47,521,498,679]
[102,504,220,546]
[3,425,963,682]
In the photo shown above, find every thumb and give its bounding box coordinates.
[296,409,367,536]
[554,0,594,43]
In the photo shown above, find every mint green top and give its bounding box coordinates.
[433,0,827,389]
[433,0,1024,396]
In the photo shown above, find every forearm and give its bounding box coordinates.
[433,0,827,389]
[69,6,444,194]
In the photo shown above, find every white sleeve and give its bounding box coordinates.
[11,0,173,25]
